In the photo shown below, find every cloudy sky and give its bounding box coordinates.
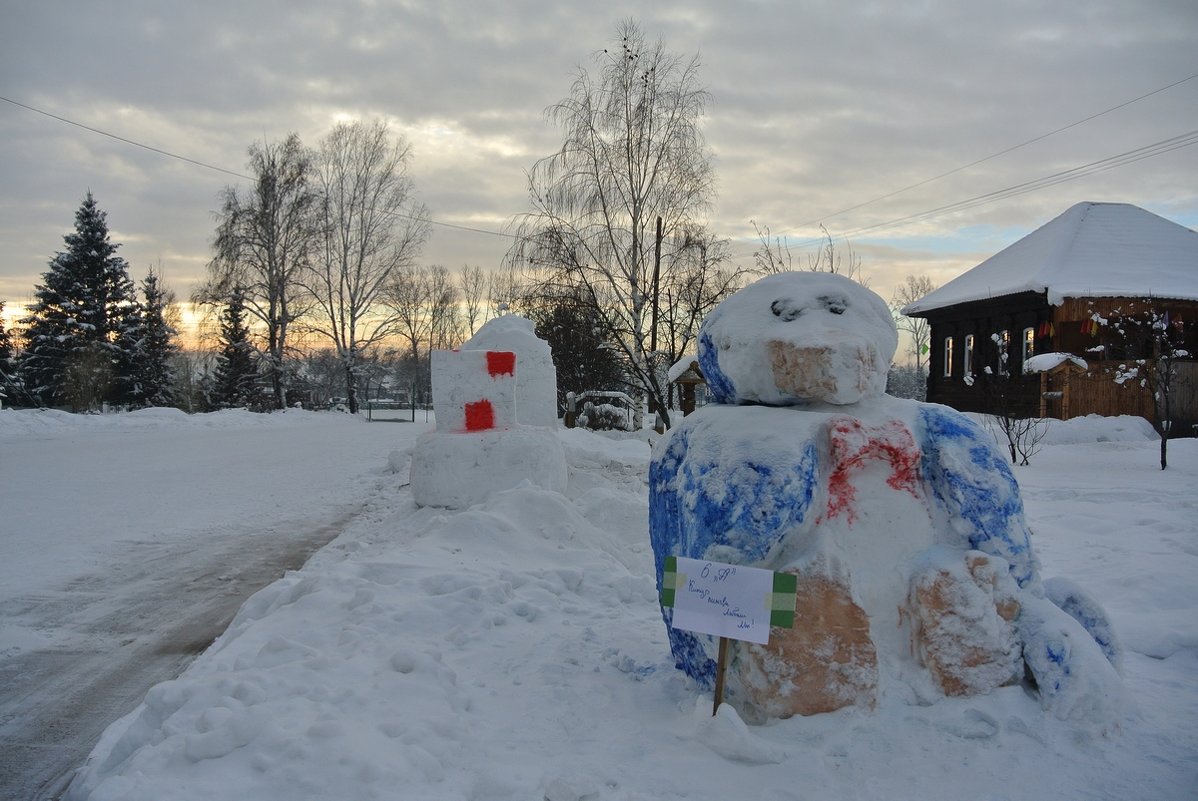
[2,0,1195,325]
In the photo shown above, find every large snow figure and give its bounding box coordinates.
[649,272,1122,722]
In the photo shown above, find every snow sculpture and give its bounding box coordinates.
[649,272,1122,722]
[462,315,559,429]
[410,342,566,509]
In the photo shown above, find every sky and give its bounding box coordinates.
[1,0,1196,326]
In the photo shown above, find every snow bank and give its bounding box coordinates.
[39,416,1198,801]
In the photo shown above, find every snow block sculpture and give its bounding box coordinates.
[430,349,519,433]
[463,315,559,429]
[649,272,1122,722]
[411,347,567,509]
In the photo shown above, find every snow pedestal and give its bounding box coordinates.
[649,272,1123,722]
[411,348,566,509]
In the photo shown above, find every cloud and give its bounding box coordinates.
[1,0,1195,308]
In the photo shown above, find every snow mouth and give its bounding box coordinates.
[766,337,880,404]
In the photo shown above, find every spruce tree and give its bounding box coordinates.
[129,270,179,407]
[0,301,17,406]
[20,192,140,409]
[211,287,258,409]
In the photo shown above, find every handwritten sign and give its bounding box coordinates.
[661,556,797,645]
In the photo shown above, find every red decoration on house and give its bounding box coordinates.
[824,417,922,524]
[464,399,495,431]
[486,351,516,378]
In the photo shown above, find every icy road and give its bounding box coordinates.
[0,409,428,800]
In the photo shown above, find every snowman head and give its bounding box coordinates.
[697,272,897,406]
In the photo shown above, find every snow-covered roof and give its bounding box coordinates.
[1023,352,1087,374]
[667,354,700,383]
[903,202,1198,314]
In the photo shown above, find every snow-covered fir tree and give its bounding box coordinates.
[210,287,259,409]
[19,192,140,410]
[0,301,18,405]
[129,270,179,407]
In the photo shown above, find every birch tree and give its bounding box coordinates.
[307,120,430,414]
[506,19,715,428]
[201,134,319,409]
[891,274,937,371]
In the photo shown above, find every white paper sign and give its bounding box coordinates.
[669,557,775,645]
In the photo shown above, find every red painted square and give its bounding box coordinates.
[486,351,516,378]
[464,399,495,431]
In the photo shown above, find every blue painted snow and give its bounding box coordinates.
[917,406,1038,587]
[1044,577,1122,667]
[696,331,736,405]
[649,421,819,686]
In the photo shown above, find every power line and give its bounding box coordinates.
[4,89,1194,261]
[789,128,1198,247]
[791,70,1198,229]
[0,95,253,181]
[0,95,516,241]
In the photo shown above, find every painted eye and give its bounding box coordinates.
[819,294,848,315]
[770,298,802,321]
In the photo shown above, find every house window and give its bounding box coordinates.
[995,329,1010,375]
[943,336,954,377]
[1022,327,1035,363]
[964,334,975,376]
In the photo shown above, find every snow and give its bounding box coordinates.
[462,314,559,429]
[903,202,1198,313]
[698,272,897,405]
[408,425,568,508]
[1023,352,1088,373]
[0,408,1194,800]
[667,354,699,384]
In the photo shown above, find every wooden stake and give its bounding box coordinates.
[712,636,729,716]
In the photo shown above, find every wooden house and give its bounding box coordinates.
[903,202,1198,432]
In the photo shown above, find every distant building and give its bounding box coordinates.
[903,202,1198,432]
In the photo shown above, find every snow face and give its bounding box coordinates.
[698,272,897,406]
[0,410,1193,799]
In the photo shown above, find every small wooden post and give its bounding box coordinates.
[712,636,730,716]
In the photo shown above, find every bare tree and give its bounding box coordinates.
[487,263,524,318]
[809,225,865,282]
[459,264,489,337]
[751,220,794,274]
[385,263,464,418]
[981,335,1047,466]
[200,134,319,409]
[752,222,866,284]
[890,274,937,371]
[1104,300,1192,470]
[306,120,430,414]
[656,227,743,402]
[506,19,715,429]
[427,264,463,350]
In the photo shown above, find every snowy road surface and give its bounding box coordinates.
[0,409,429,800]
